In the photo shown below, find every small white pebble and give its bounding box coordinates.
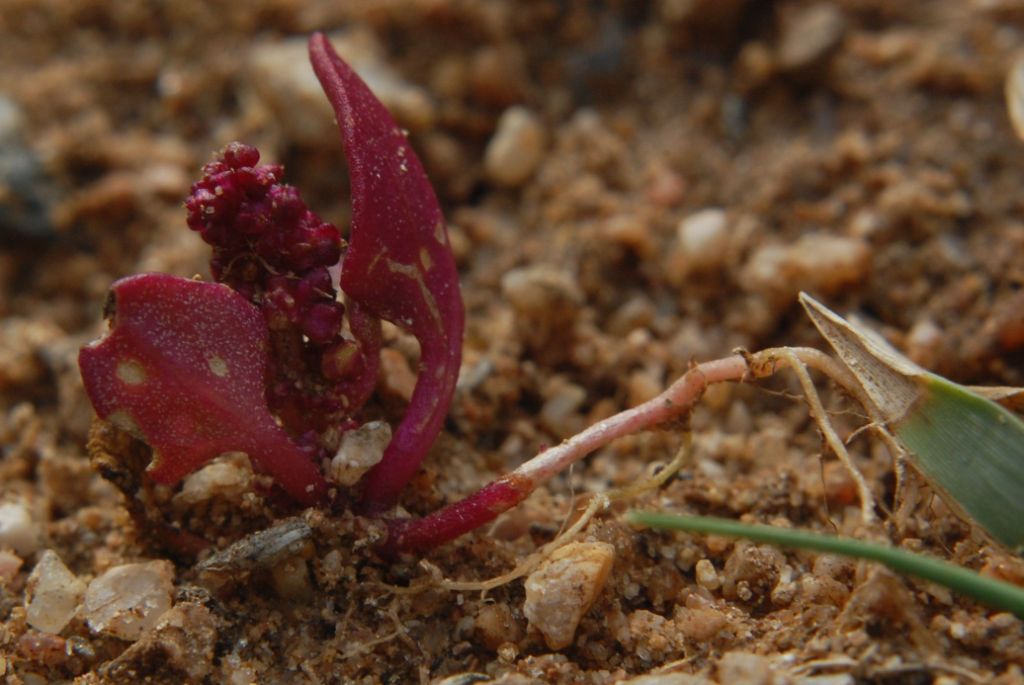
[485,106,546,187]
[627,369,662,407]
[1009,53,1024,142]
[906,317,943,367]
[501,265,582,316]
[695,559,721,591]
[677,208,729,269]
[175,453,253,505]
[25,550,86,634]
[83,560,174,641]
[524,541,614,650]
[770,566,798,606]
[717,651,776,685]
[247,32,435,145]
[539,381,587,438]
[777,3,847,73]
[329,421,391,487]
[0,502,41,556]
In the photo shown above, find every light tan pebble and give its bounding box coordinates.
[103,603,218,683]
[1006,52,1024,143]
[470,45,529,107]
[602,214,656,257]
[627,369,662,406]
[607,296,655,337]
[0,550,23,583]
[674,603,729,643]
[645,167,687,208]
[475,602,522,651]
[741,233,870,301]
[848,208,884,239]
[716,651,779,685]
[676,208,729,271]
[501,265,583,318]
[0,501,41,556]
[25,550,86,634]
[421,132,468,185]
[659,0,747,28]
[379,347,417,401]
[175,453,253,505]
[627,610,677,661]
[523,541,615,650]
[770,566,798,607]
[736,41,776,92]
[83,560,174,641]
[799,573,850,607]
[139,163,191,198]
[221,653,260,685]
[721,543,784,601]
[539,379,587,439]
[247,32,435,146]
[328,420,390,487]
[777,3,847,73]
[812,554,854,581]
[695,559,720,591]
[430,56,468,100]
[822,460,858,506]
[271,557,313,601]
[0,318,64,391]
[905,317,943,367]
[246,37,335,146]
[485,106,546,188]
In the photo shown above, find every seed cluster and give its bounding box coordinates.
[185,142,365,436]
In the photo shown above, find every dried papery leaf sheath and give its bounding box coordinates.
[310,33,465,512]
[800,292,1024,554]
[78,274,328,506]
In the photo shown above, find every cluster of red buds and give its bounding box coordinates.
[184,142,378,438]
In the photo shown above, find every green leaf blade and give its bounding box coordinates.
[896,375,1024,555]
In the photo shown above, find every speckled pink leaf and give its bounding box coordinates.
[78,274,328,505]
[310,33,464,512]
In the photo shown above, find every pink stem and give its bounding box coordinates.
[385,355,749,554]
[359,338,461,514]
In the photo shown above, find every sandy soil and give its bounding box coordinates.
[1,1,1023,683]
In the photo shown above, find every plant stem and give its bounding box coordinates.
[386,355,748,554]
[628,511,1024,619]
[386,345,890,555]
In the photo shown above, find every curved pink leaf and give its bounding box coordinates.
[309,33,464,512]
[78,274,328,506]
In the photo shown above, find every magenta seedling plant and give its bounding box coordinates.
[80,33,760,555]
[81,35,461,512]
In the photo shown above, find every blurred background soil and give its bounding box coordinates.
[1,1,1023,683]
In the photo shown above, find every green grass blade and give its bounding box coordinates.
[627,511,1024,619]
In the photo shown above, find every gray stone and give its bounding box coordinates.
[0,95,58,239]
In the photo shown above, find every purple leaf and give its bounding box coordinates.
[79,274,328,506]
[309,33,465,512]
